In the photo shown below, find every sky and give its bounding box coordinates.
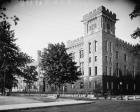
[5,0,140,60]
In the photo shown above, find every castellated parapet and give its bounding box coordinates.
[82,5,116,22]
[115,37,135,50]
[67,36,84,49]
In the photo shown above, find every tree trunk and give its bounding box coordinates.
[1,86,4,96]
[28,83,30,96]
[3,71,6,96]
[56,85,60,98]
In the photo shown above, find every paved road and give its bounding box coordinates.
[6,100,140,112]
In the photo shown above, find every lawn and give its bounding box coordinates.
[0,96,56,105]
[6,100,140,112]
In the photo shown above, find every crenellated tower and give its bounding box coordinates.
[82,6,117,36]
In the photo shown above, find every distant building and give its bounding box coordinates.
[12,61,39,92]
[37,50,45,92]
[12,76,26,92]
[66,6,140,95]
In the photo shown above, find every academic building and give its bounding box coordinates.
[66,6,140,95]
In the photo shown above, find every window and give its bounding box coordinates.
[124,65,126,75]
[80,82,84,89]
[105,66,108,75]
[89,42,91,53]
[79,49,84,58]
[107,23,110,33]
[89,81,91,88]
[89,57,91,63]
[89,23,97,31]
[89,67,91,76]
[124,54,127,62]
[109,67,112,76]
[71,84,74,89]
[126,84,128,90]
[105,40,108,52]
[107,82,109,90]
[95,56,97,62]
[109,57,112,64]
[134,84,136,90]
[111,82,113,90]
[80,62,84,75]
[95,40,97,52]
[116,63,119,76]
[116,51,118,59]
[105,56,108,63]
[133,65,135,78]
[109,42,112,52]
[118,84,119,90]
[71,52,75,60]
[87,20,97,33]
[93,81,96,89]
[95,66,97,76]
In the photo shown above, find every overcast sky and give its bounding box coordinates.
[5,0,140,60]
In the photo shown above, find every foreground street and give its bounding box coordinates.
[6,100,140,112]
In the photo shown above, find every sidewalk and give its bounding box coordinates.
[0,98,93,111]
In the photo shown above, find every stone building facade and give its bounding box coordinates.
[66,6,140,95]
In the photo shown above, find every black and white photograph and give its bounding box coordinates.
[0,0,140,112]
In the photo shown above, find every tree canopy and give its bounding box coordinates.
[23,65,38,92]
[0,7,33,95]
[130,4,140,39]
[41,43,82,92]
[129,4,140,57]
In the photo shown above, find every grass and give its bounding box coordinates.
[6,100,140,112]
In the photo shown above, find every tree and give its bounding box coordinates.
[0,7,32,95]
[130,4,140,39]
[41,43,82,96]
[23,65,38,93]
[129,4,140,57]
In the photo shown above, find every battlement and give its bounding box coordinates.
[82,6,116,22]
[115,37,135,49]
[67,36,84,48]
